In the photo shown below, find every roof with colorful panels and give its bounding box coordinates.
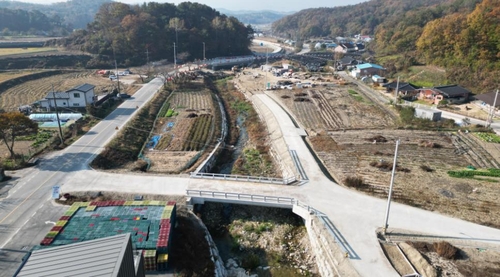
[39,200,176,272]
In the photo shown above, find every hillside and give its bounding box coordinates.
[218,9,293,25]
[0,0,111,29]
[272,0,500,93]
[58,2,253,67]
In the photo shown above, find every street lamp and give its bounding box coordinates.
[202,42,206,60]
[382,139,400,235]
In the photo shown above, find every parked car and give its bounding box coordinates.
[109,75,117,80]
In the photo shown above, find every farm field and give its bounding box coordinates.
[313,129,500,228]
[144,88,217,173]
[273,86,395,132]
[0,47,58,57]
[234,68,500,228]
[0,70,42,83]
[0,70,134,111]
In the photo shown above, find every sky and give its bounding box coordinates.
[12,0,367,12]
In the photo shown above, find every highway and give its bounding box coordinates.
[1,63,500,276]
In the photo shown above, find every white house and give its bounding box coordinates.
[38,83,95,110]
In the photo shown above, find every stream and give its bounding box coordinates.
[219,114,248,174]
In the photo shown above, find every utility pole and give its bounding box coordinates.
[114,60,120,94]
[395,76,400,103]
[487,89,499,128]
[173,42,177,71]
[51,84,64,145]
[203,42,206,60]
[383,139,400,235]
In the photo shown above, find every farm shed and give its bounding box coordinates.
[16,233,145,277]
[415,107,442,121]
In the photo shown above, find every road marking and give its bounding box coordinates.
[0,170,59,225]
[44,221,56,225]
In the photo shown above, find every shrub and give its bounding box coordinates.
[242,253,260,270]
[344,176,365,188]
[420,165,434,172]
[433,241,458,259]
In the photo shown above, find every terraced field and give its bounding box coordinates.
[144,89,217,173]
[0,71,118,111]
[314,129,500,228]
[275,86,395,132]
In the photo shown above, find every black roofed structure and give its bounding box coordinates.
[434,84,472,98]
[475,91,500,107]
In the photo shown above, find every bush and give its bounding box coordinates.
[344,176,365,188]
[242,253,260,270]
[433,241,458,259]
[420,165,434,172]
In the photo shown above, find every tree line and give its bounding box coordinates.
[0,8,71,36]
[56,2,253,67]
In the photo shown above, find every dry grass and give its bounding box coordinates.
[0,70,42,83]
[0,71,120,111]
[0,47,58,57]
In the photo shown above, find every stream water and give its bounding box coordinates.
[219,114,248,174]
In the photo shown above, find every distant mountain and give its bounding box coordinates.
[217,8,294,25]
[0,0,111,29]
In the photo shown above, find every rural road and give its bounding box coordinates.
[0,77,165,276]
[1,65,500,277]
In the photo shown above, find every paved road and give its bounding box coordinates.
[0,78,164,276]
[2,70,500,277]
[47,93,500,276]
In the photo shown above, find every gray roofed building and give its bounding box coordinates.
[16,233,144,277]
[71,83,95,93]
[475,91,500,107]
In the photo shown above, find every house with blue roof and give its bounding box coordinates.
[351,63,386,78]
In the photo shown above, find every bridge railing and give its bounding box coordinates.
[189,172,296,185]
[186,190,295,206]
[186,189,356,259]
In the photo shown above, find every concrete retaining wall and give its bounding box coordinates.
[293,205,360,277]
[251,94,298,179]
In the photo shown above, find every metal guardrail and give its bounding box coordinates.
[186,190,295,206]
[189,172,296,185]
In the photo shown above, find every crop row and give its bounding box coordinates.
[182,114,212,151]
[448,168,500,178]
[474,132,500,143]
[158,102,171,117]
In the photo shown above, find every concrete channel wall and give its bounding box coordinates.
[186,190,360,277]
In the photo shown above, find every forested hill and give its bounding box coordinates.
[0,0,111,29]
[271,0,461,38]
[0,8,71,36]
[58,2,253,67]
[273,0,500,92]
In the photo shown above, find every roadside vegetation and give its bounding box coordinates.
[91,87,172,170]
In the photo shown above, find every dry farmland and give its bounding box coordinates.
[231,68,500,228]
[144,89,217,173]
[0,70,135,111]
[273,86,395,132]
